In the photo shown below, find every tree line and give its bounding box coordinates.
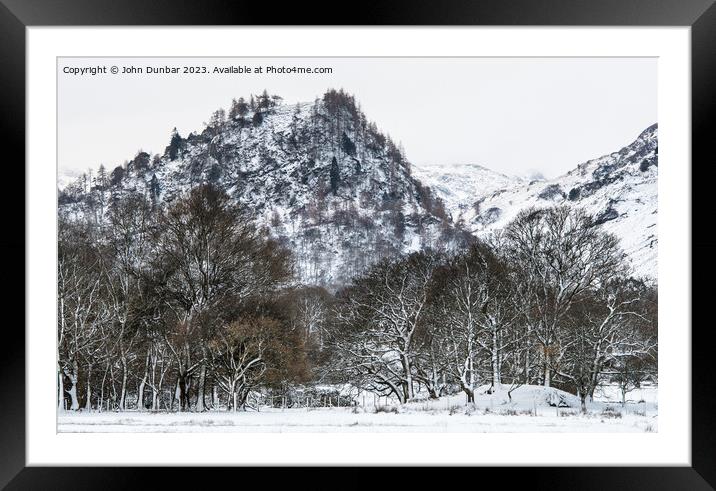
[58,184,656,413]
[328,207,657,411]
[59,184,311,412]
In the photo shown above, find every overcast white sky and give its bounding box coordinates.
[58,57,656,179]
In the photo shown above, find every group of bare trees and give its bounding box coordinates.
[327,207,657,412]
[59,189,656,414]
[58,184,309,412]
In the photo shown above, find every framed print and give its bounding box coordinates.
[4,0,715,487]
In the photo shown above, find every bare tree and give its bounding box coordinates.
[208,316,277,410]
[332,252,439,403]
[503,206,626,387]
[58,218,106,410]
[562,278,657,411]
[152,184,292,411]
[428,243,518,402]
[100,193,155,409]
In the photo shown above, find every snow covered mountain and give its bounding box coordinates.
[419,124,658,279]
[412,163,525,224]
[58,90,470,289]
[58,88,657,285]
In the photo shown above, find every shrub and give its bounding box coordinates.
[600,406,623,419]
[374,405,398,414]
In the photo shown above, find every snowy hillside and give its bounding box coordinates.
[58,89,657,284]
[412,163,524,223]
[419,125,658,279]
[58,90,469,289]
[57,169,82,190]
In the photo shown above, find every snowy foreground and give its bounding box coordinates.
[58,385,657,433]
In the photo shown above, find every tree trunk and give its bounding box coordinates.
[196,360,207,412]
[67,380,78,410]
[65,359,80,410]
[237,386,250,411]
[194,343,208,412]
[463,386,475,404]
[109,365,118,409]
[99,363,110,412]
[57,367,65,411]
[491,353,502,390]
[119,357,128,410]
[170,379,178,411]
[580,393,587,413]
[401,354,414,402]
[178,373,188,411]
[152,386,159,411]
[543,356,551,388]
[137,375,146,410]
[85,364,92,410]
[522,324,533,385]
[491,328,502,390]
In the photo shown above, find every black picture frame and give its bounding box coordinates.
[2,0,714,488]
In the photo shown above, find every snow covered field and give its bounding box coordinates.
[58,385,657,433]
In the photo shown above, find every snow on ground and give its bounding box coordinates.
[58,384,657,433]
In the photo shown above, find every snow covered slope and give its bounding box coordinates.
[58,89,657,285]
[59,91,470,289]
[412,163,525,223]
[419,124,658,279]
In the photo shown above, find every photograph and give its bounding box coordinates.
[55,56,660,433]
[2,0,709,482]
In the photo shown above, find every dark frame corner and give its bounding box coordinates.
[3,0,714,488]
